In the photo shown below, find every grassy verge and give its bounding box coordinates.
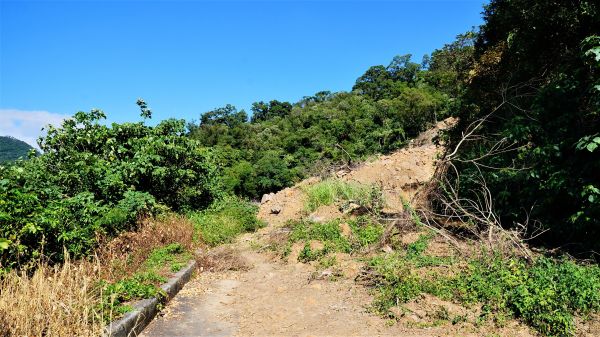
[98,242,192,319]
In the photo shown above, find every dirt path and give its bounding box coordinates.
[141,227,450,337]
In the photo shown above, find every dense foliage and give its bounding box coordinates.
[369,235,600,337]
[0,136,36,163]
[0,102,223,269]
[189,53,461,198]
[446,0,600,255]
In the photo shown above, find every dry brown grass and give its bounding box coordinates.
[0,213,198,337]
[0,257,103,337]
[98,214,196,281]
[196,246,251,272]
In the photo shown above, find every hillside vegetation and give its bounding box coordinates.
[0,136,36,163]
[1,0,599,336]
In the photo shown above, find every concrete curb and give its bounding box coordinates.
[104,259,197,337]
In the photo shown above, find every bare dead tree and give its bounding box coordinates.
[425,77,549,259]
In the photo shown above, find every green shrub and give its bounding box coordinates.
[455,256,600,337]
[0,104,224,269]
[368,248,600,337]
[189,197,262,246]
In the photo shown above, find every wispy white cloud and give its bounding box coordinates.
[0,109,70,149]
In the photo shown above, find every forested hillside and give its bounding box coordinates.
[188,46,473,198]
[0,136,36,162]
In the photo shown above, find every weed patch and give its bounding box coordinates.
[289,219,351,255]
[99,271,167,320]
[303,179,383,212]
[189,197,263,246]
[348,216,385,248]
[145,243,191,273]
[365,243,600,337]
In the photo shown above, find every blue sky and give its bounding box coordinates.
[0,0,485,147]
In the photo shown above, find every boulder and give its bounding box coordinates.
[270,205,282,214]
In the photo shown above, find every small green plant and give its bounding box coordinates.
[318,255,338,269]
[189,196,263,246]
[406,233,432,257]
[99,271,167,321]
[303,179,382,212]
[298,243,324,262]
[288,219,351,254]
[349,217,385,248]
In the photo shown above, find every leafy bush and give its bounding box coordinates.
[188,197,262,246]
[456,256,600,337]
[0,103,223,269]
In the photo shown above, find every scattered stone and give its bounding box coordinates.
[381,245,393,253]
[261,193,274,204]
[340,202,362,215]
[270,205,282,214]
[335,169,349,178]
[388,306,406,319]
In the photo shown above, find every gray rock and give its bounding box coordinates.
[261,193,274,204]
[270,205,282,214]
[340,202,361,214]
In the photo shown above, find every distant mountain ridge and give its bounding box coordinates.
[0,136,36,162]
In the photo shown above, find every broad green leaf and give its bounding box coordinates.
[0,238,10,250]
[586,142,598,152]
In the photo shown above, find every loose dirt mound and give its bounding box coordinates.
[259,117,456,224]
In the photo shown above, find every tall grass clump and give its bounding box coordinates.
[303,179,382,212]
[0,258,103,337]
[189,197,263,246]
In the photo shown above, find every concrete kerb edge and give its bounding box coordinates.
[104,259,197,337]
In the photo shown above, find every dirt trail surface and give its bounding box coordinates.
[141,118,534,337]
